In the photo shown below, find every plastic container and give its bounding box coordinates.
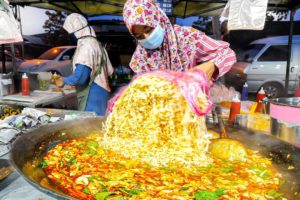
[241,82,248,101]
[228,94,241,124]
[21,73,30,96]
[37,72,52,91]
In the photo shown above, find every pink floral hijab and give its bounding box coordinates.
[123,0,186,72]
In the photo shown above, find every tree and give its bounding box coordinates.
[43,11,71,46]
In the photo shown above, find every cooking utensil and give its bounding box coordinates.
[9,117,300,200]
[209,106,248,162]
[270,97,300,148]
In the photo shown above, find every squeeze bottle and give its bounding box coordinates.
[255,87,266,113]
[228,94,241,124]
[22,73,30,96]
[241,82,248,101]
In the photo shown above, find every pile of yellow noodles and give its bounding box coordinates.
[104,75,211,168]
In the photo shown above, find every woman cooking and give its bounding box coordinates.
[123,0,236,80]
[55,13,114,116]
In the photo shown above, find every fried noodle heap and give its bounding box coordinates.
[104,75,211,168]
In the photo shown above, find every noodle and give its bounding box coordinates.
[104,75,211,168]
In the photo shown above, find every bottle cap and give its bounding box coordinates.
[22,73,28,78]
[243,82,248,87]
[232,93,240,102]
[258,87,265,94]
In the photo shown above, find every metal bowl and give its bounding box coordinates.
[10,117,300,199]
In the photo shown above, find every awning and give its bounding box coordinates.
[10,0,300,18]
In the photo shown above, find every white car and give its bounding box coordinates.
[226,36,300,98]
[18,46,76,76]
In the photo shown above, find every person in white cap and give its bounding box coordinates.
[55,13,114,115]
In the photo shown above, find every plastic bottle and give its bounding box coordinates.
[22,73,30,96]
[228,94,241,124]
[255,87,266,113]
[256,87,266,102]
[241,82,248,101]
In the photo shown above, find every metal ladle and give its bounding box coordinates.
[209,106,248,162]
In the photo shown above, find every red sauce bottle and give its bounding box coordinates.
[228,94,241,124]
[22,73,30,96]
[255,87,266,113]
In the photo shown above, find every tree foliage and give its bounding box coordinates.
[42,11,71,46]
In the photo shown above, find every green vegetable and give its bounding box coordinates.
[110,197,124,200]
[94,192,115,200]
[87,176,94,182]
[119,188,141,196]
[220,166,234,172]
[195,188,225,200]
[82,188,91,194]
[250,166,271,179]
[88,141,99,148]
[180,186,189,191]
[267,189,283,198]
[197,164,214,171]
[161,167,174,172]
[41,160,48,168]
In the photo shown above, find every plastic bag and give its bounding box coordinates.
[210,83,240,103]
[221,0,268,31]
[107,68,213,116]
[0,0,23,44]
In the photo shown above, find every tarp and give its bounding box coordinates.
[9,0,300,18]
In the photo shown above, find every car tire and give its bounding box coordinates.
[261,82,285,98]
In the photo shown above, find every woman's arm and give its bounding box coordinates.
[191,29,236,80]
[56,64,92,88]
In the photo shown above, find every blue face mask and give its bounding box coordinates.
[139,25,165,50]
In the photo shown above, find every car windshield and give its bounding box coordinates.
[38,48,66,60]
[240,44,265,62]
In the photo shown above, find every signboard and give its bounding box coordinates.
[156,0,173,16]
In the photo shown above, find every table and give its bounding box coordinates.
[0,87,76,108]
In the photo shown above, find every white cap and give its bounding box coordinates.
[243,82,248,87]
[22,73,28,78]
[258,87,265,94]
[232,93,240,102]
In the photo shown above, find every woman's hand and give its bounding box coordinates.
[192,61,216,80]
[54,76,65,88]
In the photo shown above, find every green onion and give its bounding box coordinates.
[195,188,225,200]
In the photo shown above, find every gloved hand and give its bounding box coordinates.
[53,74,64,88]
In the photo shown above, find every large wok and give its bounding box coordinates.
[10,117,300,199]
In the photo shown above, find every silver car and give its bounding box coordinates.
[226,36,300,98]
[18,46,76,76]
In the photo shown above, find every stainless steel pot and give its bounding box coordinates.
[9,117,300,199]
[270,97,300,148]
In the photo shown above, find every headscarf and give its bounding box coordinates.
[63,13,96,38]
[123,0,185,72]
[63,13,114,91]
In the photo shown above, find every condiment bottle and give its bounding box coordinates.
[256,87,266,102]
[228,94,241,124]
[241,82,248,101]
[255,87,266,113]
[22,73,30,96]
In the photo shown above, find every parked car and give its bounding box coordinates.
[225,36,300,98]
[18,46,76,76]
[0,51,25,73]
